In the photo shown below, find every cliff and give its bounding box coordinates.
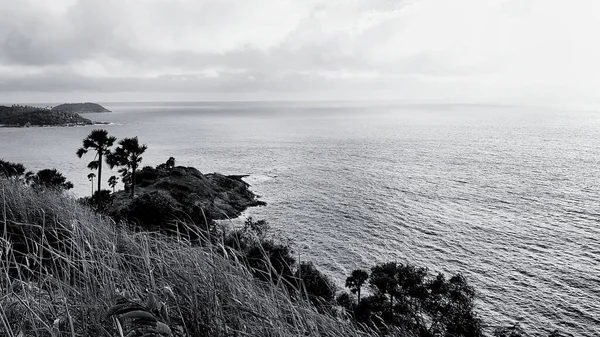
[0,105,93,127]
[52,102,111,113]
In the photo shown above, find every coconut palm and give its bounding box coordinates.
[107,137,147,197]
[108,175,117,193]
[87,172,96,197]
[76,129,116,210]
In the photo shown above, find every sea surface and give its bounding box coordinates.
[1,101,599,336]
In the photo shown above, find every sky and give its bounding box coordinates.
[0,0,599,106]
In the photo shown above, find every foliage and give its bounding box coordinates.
[107,136,147,197]
[294,262,337,311]
[108,175,118,192]
[0,159,25,178]
[346,269,369,302]
[122,191,182,230]
[27,168,74,191]
[136,166,159,187]
[339,262,483,337]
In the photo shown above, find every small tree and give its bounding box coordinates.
[76,129,116,210]
[0,159,25,178]
[107,137,147,198]
[108,175,117,193]
[87,172,96,197]
[295,262,336,311]
[29,169,73,191]
[345,269,369,302]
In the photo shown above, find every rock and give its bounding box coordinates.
[106,165,265,230]
[52,102,111,113]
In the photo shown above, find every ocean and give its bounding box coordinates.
[1,101,598,336]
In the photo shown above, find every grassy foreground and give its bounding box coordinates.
[0,178,382,337]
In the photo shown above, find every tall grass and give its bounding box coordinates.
[0,178,385,337]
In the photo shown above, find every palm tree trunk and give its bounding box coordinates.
[131,163,136,198]
[97,150,103,210]
[91,180,94,198]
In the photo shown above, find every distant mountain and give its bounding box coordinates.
[0,105,93,127]
[52,102,111,113]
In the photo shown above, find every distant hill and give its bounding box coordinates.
[52,102,111,113]
[0,105,93,127]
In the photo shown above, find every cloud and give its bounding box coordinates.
[0,0,599,106]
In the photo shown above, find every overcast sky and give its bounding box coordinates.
[0,0,598,106]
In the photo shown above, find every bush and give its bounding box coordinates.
[136,165,159,187]
[339,262,484,337]
[0,159,25,178]
[124,191,182,230]
[294,262,337,311]
[28,168,73,191]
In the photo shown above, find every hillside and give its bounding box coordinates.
[0,105,93,126]
[0,177,373,337]
[52,102,111,113]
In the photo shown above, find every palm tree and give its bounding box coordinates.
[108,175,117,193]
[76,129,116,210]
[107,137,147,197]
[87,172,96,197]
[345,269,369,302]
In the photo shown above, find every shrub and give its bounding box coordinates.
[124,191,182,230]
[294,262,337,311]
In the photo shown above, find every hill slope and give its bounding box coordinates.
[0,177,374,337]
[52,102,111,113]
[0,105,93,126]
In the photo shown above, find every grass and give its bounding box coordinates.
[0,177,387,337]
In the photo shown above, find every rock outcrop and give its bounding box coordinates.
[0,105,93,127]
[106,165,265,229]
[52,102,111,113]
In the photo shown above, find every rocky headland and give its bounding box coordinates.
[106,165,266,229]
[0,105,93,127]
[52,102,111,113]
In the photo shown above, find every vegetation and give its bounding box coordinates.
[26,168,74,191]
[0,159,25,178]
[0,178,375,337]
[76,129,117,210]
[107,136,148,197]
[108,175,118,192]
[87,172,96,196]
[0,104,93,126]
[52,102,111,113]
[337,264,483,336]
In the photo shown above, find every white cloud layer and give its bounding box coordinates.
[0,0,598,106]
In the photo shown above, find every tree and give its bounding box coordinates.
[166,157,175,169]
[29,169,73,191]
[87,172,96,197]
[76,129,116,210]
[108,175,117,193]
[343,262,483,337]
[345,269,369,302]
[107,137,147,198]
[294,262,337,311]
